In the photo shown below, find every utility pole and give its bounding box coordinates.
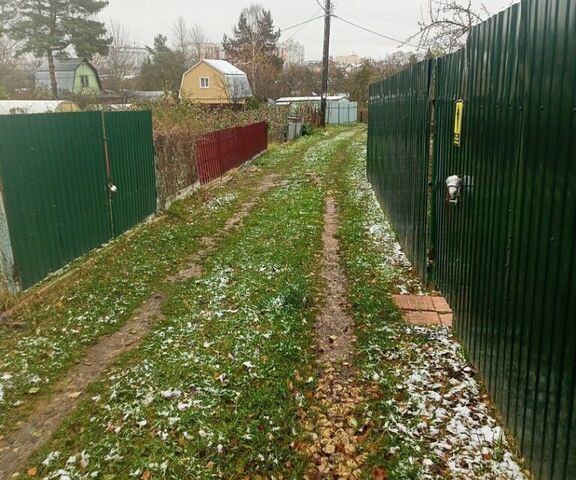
[320,0,332,128]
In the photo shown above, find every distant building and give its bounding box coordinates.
[199,43,226,60]
[35,58,102,96]
[275,94,349,107]
[279,40,305,66]
[0,100,80,115]
[180,59,252,104]
[275,94,357,125]
[333,54,363,67]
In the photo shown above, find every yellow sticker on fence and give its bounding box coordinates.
[453,100,464,147]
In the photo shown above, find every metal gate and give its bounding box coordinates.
[368,0,576,478]
[0,111,157,290]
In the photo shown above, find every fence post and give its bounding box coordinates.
[0,185,18,292]
[100,112,115,237]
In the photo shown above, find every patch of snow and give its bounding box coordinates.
[379,326,528,480]
[42,451,61,467]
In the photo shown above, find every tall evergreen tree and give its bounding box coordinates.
[0,0,18,91]
[223,4,282,99]
[139,34,185,94]
[0,0,17,36]
[10,0,110,97]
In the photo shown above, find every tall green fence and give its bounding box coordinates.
[368,0,576,478]
[0,111,157,290]
[367,60,433,278]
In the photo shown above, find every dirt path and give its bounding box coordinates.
[168,174,285,282]
[0,172,287,478]
[300,196,366,479]
[0,294,164,477]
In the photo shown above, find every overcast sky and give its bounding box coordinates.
[105,0,518,60]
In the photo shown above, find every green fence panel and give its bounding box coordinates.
[104,111,157,236]
[367,60,432,278]
[433,1,576,478]
[0,111,157,290]
[368,0,576,477]
[0,112,111,289]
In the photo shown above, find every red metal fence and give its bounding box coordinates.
[195,122,268,184]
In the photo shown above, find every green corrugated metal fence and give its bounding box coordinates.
[368,0,576,478]
[0,111,157,290]
[105,112,157,236]
[367,60,433,278]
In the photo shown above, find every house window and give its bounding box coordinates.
[200,77,210,89]
[80,75,89,88]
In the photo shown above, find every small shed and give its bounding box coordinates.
[275,95,358,125]
[180,59,253,104]
[0,100,80,115]
[35,58,102,96]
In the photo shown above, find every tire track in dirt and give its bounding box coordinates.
[0,294,164,477]
[0,172,288,478]
[298,196,367,479]
[168,174,286,282]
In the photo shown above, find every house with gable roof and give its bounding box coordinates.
[179,59,253,104]
[35,58,102,97]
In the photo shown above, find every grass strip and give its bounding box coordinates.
[0,131,335,435]
[24,130,357,479]
[334,130,528,480]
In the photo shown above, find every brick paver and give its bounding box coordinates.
[404,311,442,326]
[439,313,453,328]
[392,294,453,328]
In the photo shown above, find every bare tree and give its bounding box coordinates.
[408,0,488,53]
[172,17,206,67]
[172,16,191,65]
[105,20,137,83]
[189,23,206,63]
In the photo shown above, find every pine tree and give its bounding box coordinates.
[139,34,186,94]
[223,4,282,99]
[0,0,17,36]
[10,0,110,98]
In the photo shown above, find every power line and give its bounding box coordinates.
[335,0,413,29]
[281,14,325,33]
[331,14,424,50]
[284,8,323,41]
[275,2,322,30]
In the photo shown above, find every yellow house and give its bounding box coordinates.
[179,59,253,104]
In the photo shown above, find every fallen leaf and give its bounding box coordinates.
[373,467,388,480]
[141,471,151,480]
[27,467,38,477]
[67,391,82,399]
